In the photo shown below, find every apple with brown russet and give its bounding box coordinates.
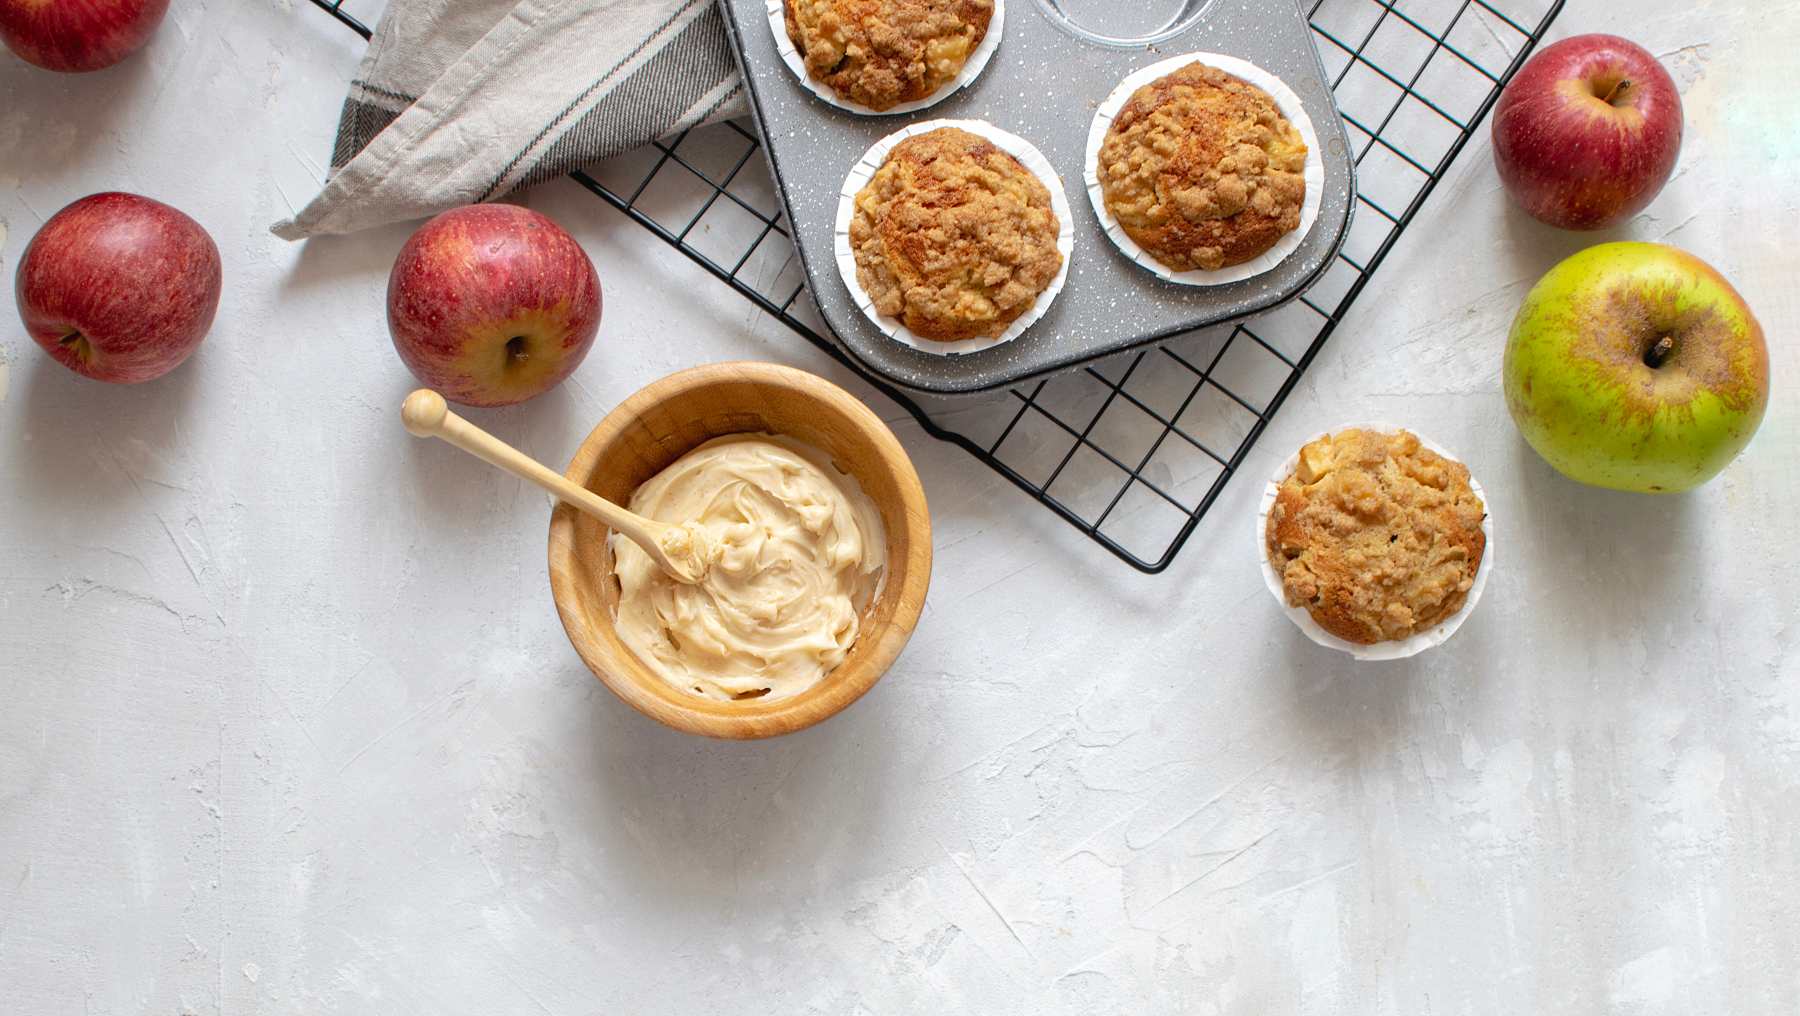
[1492,34,1683,231]
[1504,242,1768,493]
[16,191,222,383]
[0,0,169,72]
[387,204,602,408]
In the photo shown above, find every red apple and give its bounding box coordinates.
[387,204,602,408]
[1491,34,1683,231]
[0,0,169,72]
[16,191,221,383]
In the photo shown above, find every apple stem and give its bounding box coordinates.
[59,331,92,363]
[1600,78,1632,105]
[1644,335,1675,369]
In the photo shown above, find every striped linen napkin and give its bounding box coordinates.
[274,0,747,239]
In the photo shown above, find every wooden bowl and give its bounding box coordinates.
[548,362,932,739]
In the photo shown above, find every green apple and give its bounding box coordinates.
[1503,242,1769,492]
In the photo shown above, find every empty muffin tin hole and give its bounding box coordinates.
[1032,0,1214,46]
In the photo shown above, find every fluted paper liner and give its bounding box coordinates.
[1086,52,1326,286]
[767,0,1006,116]
[834,118,1075,356]
[1256,423,1495,662]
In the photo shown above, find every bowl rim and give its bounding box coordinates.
[547,361,932,739]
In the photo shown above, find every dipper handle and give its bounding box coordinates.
[399,390,706,583]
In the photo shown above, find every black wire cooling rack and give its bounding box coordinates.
[308,0,1563,572]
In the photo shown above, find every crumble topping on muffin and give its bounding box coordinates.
[1265,428,1486,645]
[849,125,1062,342]
[1098,61,1307,272]
[784,0,994,112]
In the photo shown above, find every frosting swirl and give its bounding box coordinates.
[609,434,887,701]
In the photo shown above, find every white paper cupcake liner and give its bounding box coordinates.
[766,0,1006,116]
[1256,423,1495,662]
[834,118,1075,356]
[1085,52,1327,287]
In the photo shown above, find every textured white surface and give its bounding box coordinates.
[2,2,1797,1013]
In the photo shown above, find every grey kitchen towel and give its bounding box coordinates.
[273,0,747,239]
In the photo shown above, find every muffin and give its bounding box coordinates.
[1097,61,1308,272]
[849,125,1063,342]
[1264,428,1486,645]
[783,0,995,112]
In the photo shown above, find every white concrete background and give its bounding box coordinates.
[2,1,1796,1013]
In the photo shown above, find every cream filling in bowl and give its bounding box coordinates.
[608,433,888,702]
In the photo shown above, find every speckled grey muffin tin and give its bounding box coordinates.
[720,0,1355,395]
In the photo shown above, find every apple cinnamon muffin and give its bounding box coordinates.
[849,126,1062,342]
[783,0,994,112]
[1265,428,1486,645]
[1098,61,1308,271]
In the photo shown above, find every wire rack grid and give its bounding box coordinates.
[308,0,1563,573]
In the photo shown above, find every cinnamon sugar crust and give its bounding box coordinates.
[783,0,994,112]
[1265,428,1486,645]
[849,126,1062,342]
[1098,62,1307,272]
